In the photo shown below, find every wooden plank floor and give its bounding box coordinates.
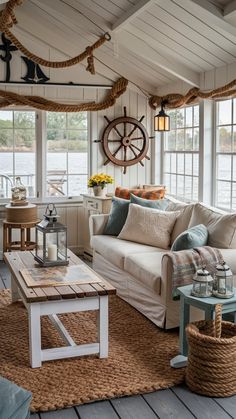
[1,261,236,419]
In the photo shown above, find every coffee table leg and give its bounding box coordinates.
[11,275,20,302]
[29,303,41,368]
[99,295,108,358]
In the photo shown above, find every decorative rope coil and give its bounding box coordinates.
[0,77,128,112]
[149,78,236,109]
[185,304,236,397]
[0,0,110,73]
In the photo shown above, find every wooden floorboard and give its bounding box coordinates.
[143,389,194,418]
[76,400,119,419]
[0,260,236,419]
[40,407,78,418]
[172,386,232,419]
[110,395,158,418]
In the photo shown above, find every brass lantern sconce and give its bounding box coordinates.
[34,203,69,267]
[154,100,170,132]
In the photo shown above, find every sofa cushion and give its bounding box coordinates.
[103,196,130,236]
[124,252,163,294]
[130,193,169,210]
[167,203,195,243]
[171,224,208,251]
[188,203,236,249]
[115,186,166,200]
[0,376,32,419]
[118,204,179,249]
[91,235,162,269]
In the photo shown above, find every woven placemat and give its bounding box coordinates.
[0,290,184,412]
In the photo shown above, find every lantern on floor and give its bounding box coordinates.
[213,262,234,299]
[34,203,68,267]
[191,267,213,298]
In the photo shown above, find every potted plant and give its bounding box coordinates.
[88,173,114,197]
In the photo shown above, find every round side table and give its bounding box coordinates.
[3,220,39,252]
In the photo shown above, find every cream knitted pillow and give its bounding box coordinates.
[118,204,179,249]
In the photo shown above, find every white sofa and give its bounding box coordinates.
[89,198,236,329]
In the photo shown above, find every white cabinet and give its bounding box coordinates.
[82,194,112,258]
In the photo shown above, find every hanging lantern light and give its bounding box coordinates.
[213,261,234,299]
[34,203,68,267]
[154,100,170,132]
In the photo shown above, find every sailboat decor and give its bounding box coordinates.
[21,56,50,84]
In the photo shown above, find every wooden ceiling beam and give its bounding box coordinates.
[224,0,236,19]
[112,0,154,32]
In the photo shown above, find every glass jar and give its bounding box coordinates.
[191,267,213,298]
[11,176,27,205]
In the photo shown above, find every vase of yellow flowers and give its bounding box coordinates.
[88,173,114,197]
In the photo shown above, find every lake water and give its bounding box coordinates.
[0,152,88,197]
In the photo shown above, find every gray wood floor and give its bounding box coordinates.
[1,261,236,419]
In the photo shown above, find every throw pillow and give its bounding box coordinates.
[118,203,179,249]
[171,224,208,251]
[188,202,236,249]
[167,203,195,243]
[115,186,166,200]
[130,193,169,210]
[103,196,130,236]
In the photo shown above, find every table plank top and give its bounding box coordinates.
[4,250,116,303]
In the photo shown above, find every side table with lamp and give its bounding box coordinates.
[171,262,236,368]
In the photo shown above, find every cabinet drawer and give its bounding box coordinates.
[84,199,102,212]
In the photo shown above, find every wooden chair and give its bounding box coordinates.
[47,170,66,196]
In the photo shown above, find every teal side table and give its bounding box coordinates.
[170,285,236,368]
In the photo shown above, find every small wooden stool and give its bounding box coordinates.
[3,220,39,252]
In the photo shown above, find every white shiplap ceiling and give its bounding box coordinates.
[8,0,236,92]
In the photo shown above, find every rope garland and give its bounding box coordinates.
[0,77,128,112]
[149,78,236,109]
[0,0,110,74]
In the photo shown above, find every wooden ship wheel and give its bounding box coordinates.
[95,107,154,174]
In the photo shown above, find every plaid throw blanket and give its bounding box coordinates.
[163,246,224,299]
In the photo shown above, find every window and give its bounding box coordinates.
[215,99,236,210]
[0,110,36,198]
[46,112,88,197]
[163,105,199,201]
[0,110,88,201]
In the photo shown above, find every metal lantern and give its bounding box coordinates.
[34,203,68,267]
[213,261,234,299]
[191,267,214,298]
[154,100,170,132]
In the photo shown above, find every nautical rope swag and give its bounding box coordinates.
[149,78,236,110]
[0,0,110,74]
[0,77,129,111]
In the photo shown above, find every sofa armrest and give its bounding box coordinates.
[89,214,109,236]
[161,254,175,302]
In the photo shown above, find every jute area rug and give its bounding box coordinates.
[0,290,184,413]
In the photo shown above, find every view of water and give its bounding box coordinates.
[0,152,88,197]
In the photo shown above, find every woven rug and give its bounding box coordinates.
[0,290,184,412]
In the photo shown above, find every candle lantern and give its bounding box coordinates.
[213,262,234,299]
[34,203,68,267]
[191,267,213,298]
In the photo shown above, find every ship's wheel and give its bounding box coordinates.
[95,107,154,174]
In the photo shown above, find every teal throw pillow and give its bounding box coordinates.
[130,193,169,210]
[171,224,208,251]
[104,196,130,236]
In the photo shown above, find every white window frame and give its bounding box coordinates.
[0,108,90,204]
[213,98,236,211]
[161,104,200,202]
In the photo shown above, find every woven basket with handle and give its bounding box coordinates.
[186,304,236,397]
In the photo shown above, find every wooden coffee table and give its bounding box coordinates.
[4,250,116,368]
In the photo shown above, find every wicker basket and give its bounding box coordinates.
[186,304,236,397]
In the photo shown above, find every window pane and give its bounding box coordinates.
[176,109,184,128]
[164,173,171,194]
[216,126,232,152]
[184,176,192,200]
[177,153,184,174]
[193,177,198,201]
[170,153,176,172]
[0,111,36,199]
[185,107,192,127]
[217,155,231,180]
[46,112,88,197]
[218,100,232,125]
[185,154,192,175]
[193,106,199,126]
[176,129,184,150]
[165,153,171,172]
[193,154,199,176]
[165,131,176,151]
[170,174,176,195]
[177,175,184,196]
[216,181,231,209]
[185,129,193,150]
[169,111,176,130]
[232,183,236,210]
[193,128,199,151]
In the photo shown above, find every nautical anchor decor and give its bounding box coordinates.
[0,33,18,82]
